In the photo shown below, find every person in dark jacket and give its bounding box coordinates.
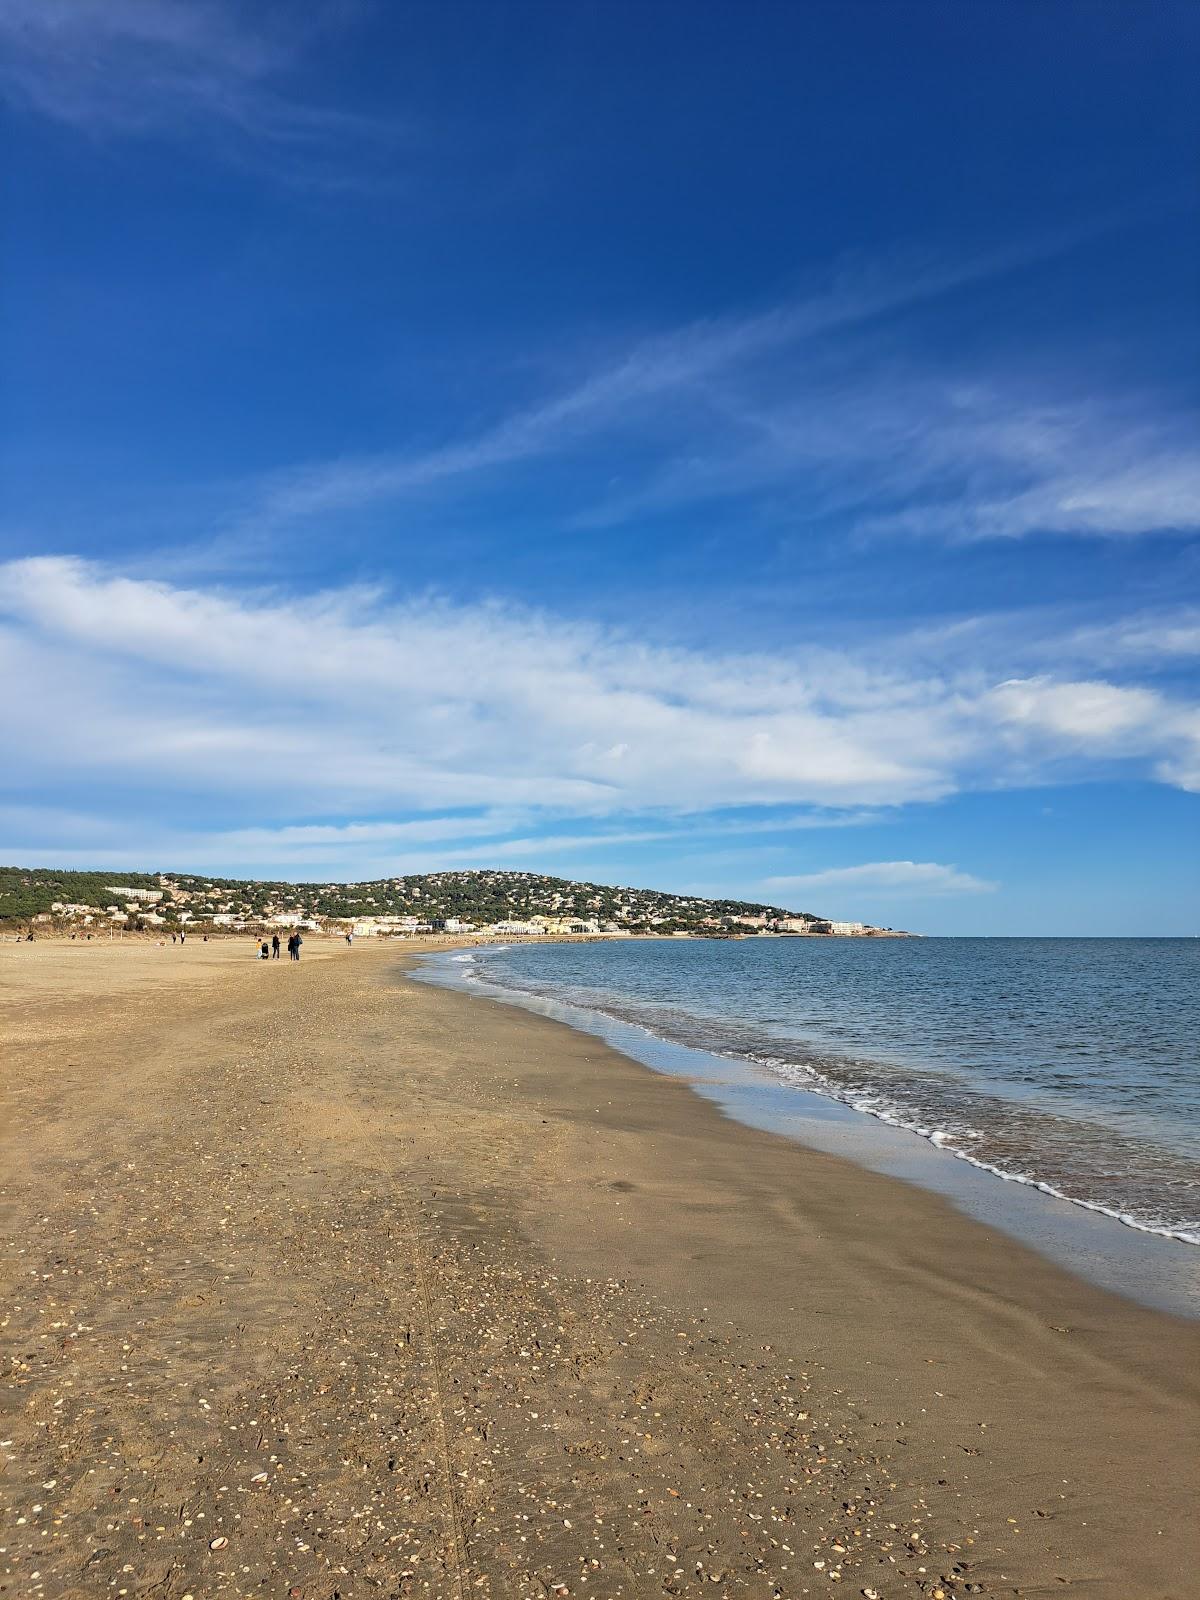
[271,933,281,959]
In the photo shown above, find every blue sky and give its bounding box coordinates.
[1,0,1198,933]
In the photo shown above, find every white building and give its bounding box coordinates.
[351,916,432,936]
[50,902,96,920]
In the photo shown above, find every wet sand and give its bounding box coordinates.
[1,937,1197,1600]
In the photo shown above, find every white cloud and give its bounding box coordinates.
[0,556,966,813]
[1,556,1198,878]
[984,675,1200,790]
[988,676,1163,744]
[766,861,997,895]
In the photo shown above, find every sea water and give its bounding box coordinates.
[415,936,1200,1313]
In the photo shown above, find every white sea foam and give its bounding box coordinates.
[418,943,1200,1250]
[756,1053,1200,1246]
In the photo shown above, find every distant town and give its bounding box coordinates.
[0,866,908,938]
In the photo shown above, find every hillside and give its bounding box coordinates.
[0,865,892,936]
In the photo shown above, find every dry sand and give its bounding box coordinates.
[1,937,1197,1600]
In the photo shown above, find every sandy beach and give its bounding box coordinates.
[2,938,1197,1600]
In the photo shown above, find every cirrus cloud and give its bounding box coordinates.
[0,0,401,187]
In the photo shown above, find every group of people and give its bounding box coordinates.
[261,930,303,961]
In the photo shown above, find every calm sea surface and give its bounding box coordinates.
[428,937,1200,1246]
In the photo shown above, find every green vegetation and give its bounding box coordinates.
[0,866,160,921]
[0,864,819,932]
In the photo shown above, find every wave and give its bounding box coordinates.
[753,1052,1200,1246]
[444,953,1200,1249]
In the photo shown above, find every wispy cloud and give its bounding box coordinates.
[243,222,1178,538]
[766,861,997,896]
[1056,608,1200,666]
[0,0,397,183]
[852,402,1200,543]
[571,369,1200,544]
[0,800,881,885]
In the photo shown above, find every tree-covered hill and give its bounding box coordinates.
[0,866,161,921]
[0,864,824,932]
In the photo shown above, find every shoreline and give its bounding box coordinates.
[2,937,1198,1597]
[411,944,1200,1318]
[387,949,1200,1595]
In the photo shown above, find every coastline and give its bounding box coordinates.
[412,944,1200,1318]
[2,937,1197,1598]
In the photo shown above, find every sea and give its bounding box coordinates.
[415,936,1200,1317]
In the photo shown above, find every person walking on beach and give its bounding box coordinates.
[271,932,281,959]
[291,932,303,961]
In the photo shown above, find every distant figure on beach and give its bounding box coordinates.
[271,933,281,959]
[180,929,186,944]
[260,940,270,960]
[288,932,303,961]
[171,933,177,944]
[345,932,353,945]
